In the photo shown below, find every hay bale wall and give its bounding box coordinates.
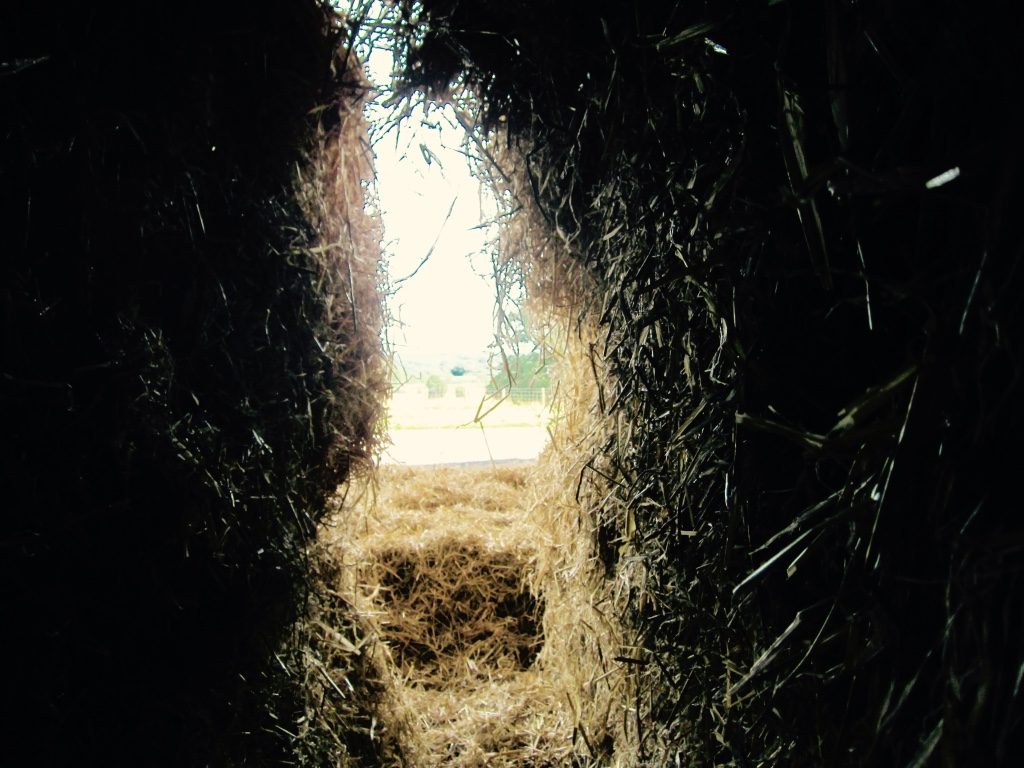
[395,1,1024,765]
[1,2,383,765]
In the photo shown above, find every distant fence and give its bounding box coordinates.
[495,386,548,405]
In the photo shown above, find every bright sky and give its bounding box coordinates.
[354,11,548,460]
[365,48,497,363]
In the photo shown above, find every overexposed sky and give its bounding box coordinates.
[365,48,497,362]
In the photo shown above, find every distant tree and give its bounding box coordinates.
[426,373,448,399]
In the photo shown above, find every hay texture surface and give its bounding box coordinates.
[1,2,385,764]
[389,1,1024,765]
[321,461,626,767]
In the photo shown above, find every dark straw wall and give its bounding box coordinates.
[396,0,1024,764]
[1,2,374,765]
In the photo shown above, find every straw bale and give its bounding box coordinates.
[364,539,543,686]
[330,466,544,684]
[291,539,406,767]
[389,1,1024,765]
[1,2,385,764]
[296,67,388,473]
[321,456,627,767]
[398,672,576,768]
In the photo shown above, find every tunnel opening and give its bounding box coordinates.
[307,9,628,761]
[358,2,556,467]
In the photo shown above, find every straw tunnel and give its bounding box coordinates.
[4,1,1023,767]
